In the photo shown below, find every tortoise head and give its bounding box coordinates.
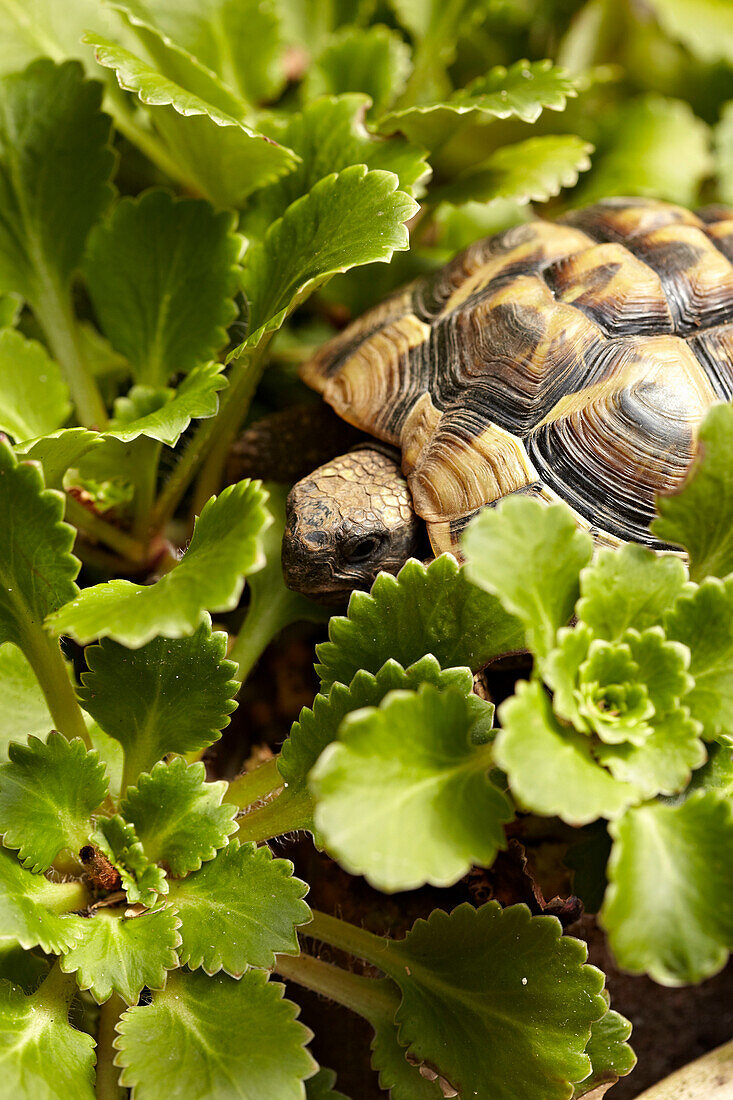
[282,448,423,603]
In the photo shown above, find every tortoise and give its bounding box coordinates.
[281,197,733,602]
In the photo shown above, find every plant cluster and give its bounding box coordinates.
[0,0,732,1097]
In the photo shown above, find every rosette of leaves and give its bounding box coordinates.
[464,403,733,986]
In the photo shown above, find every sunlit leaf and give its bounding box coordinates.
[0,848,85,953]
[0,329,70,443]
[576,544,689,642]
[105,362,228,446]
[0,644,54,758]
[92,815,167,905]
[309,25,412,115]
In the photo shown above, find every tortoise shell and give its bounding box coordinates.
[301,198,733,555]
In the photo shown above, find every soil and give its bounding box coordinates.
[213,621,733,1099]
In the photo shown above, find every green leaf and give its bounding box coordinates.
[464,496,593,660]
[577,95,711,206]
[48,479,270,646]
[86,34,297,207]
[0,973,95,1100]
[0,59,114,307]
[576,544,690,641]
[648,0,733,65]
[0,848,85,953]
[121,759,236,875]
[0,329,70,442]
[0,292,21,326]
[574,1005,636,1098]
[652,404,733,580]
[0,733,107,873]
[0,0,124,79]
[281,655,471,797]
[430,135,593,207]
[116,968,316,1099]
[496,680,637,824]
[85,190,240,387]
[0,944,48,992]
[0,439,79,648]
[15,428,103,488]
[672,587,733,741]
[306,1067,350,1100]
[368,989,445,1100]
[236,164,418,351]
[311,685,510,891]
[309,25,412,115]
[79,617,238,786]
[116,0,286,105]
[0,643,54,758]
[379,902,607,1100]
[595,707,706,800]
[93,815,167,905]
[716,101,733,205]
[105,362,227,446]
[243,95,429,238]
[379,59,580,148]
[60,907,180,1004]
[601,793,733,984]
[316,555,524,690]
[168,841,310,975]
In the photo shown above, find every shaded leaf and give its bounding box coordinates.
[236,164,418,351]
[368,985,444,1100]
[0,973,95,1099]
[380,59,580,148]
[431,135,593,207]
[93,815,167,905]
[60,907,180,1004]
[306,1067,351,1100]
[311,685,510,891]
[79,617,238,786]
[648,0,733,65]
[0,848,85,953]
[116,969,317,1099]
[0,733,107,872]
[464,496,593,660]
[48,479,270,646]
[653,404,733,580]
[15,428,102,488]
[316,555,524,690]
[0,644,54,758]
[602,793,733,984]
[0,59,114,307]
[106,361,228,446]
[86,34,296,206]
[574,1004,636,1097]
[577,94,711,206]
[243,94,429,238]
[85,190,240,386]
[379,902,607,1100]
[121,759,236,875]
[0,329,69,442]
[168,841,310,975]
[310,25,412,115]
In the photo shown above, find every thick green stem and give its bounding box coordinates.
[224,757,283,806]
[151,337,273,531]
[32,959,79,1011]
[234,785,314,842]
[66,496,148,565]
[35,282,108,429]
[21,626,91,747]
[132,439,162,543]
[96,993,126,1100]
[228,590,293,685]
[635,1039,733,1099]
[307,909,391,969]
[37,877,90,915]
[274,952,397,1022]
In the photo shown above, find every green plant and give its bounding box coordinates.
[0,0,732,1096]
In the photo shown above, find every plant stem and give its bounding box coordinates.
[66,496,148,565]
[634,1038,733,1099]
[131,439,162,544]
[20,626,91,747]
[96,993,126,1100]
[35,281,108,429]
[37,877,90,915]
[274,952,397,1022]
[151,337,273,531]
[224,757,283,806]
[32,959,79,1011]
[234,785,314,842]
[227,590,294,684]
[307,910,391,969]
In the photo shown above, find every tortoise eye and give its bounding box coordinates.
[344,535,383,562]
